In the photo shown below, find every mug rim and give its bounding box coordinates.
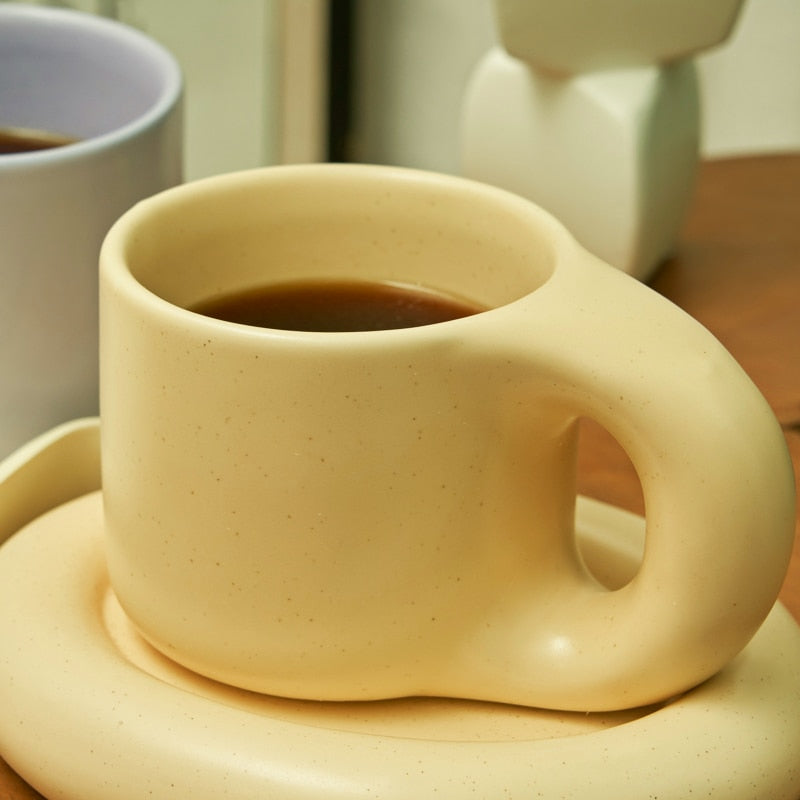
[0,3,182,170]
[100,163,574,340]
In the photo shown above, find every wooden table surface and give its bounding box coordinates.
[2,154,799,798]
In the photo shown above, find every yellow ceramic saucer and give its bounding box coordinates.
[1,420,800,799]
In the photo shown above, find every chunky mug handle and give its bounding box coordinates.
[462,241,796,712]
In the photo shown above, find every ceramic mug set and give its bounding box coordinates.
[2,2,794,719]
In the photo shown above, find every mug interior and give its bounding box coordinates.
[0,5,179,144]
[111,165,562,317]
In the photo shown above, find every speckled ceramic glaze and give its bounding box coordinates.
[1,421,799,799]
[98,164,795,712]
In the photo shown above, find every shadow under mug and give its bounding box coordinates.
[99,164,795,712]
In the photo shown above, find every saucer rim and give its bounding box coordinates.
[1,489,799,799]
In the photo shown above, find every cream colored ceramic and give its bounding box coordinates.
[0,424,798,799]
[491,0,745,75]
[0,417,99,545]
[461,48,699,280]
[0,4,182,458]
[98,164,795,712]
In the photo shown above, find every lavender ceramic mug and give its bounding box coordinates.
[0,4,182,457]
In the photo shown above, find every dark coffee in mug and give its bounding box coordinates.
[0,127,78,155]
[191,279,486,332]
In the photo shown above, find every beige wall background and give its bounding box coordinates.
[348,0,800,172]
[5,0,800,178]
[2,0,327,180]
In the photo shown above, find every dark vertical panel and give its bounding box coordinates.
[327,0,354,161]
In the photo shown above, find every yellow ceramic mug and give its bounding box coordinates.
[99,164,794,712]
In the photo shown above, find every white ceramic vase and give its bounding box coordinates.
[491,0,745,75]
[462,48,699,280]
